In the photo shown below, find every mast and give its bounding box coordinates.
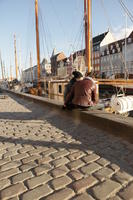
[124,12,127,78]
[0,52,4,80]
[10,64,12,81]
[30,52,33,83]
[35,0,41,88]
[3,61,6,79]
[84,0,88,68]
[14,34,18,80]
[85,0,92,72]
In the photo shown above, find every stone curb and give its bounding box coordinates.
[5,89,133,143]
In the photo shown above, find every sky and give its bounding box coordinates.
[0,0,133,79]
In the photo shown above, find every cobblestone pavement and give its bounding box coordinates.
[0,93,133,200]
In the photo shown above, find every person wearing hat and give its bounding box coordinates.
[63,71,83,109]
[64,71,83,101]
[64,71,98,109]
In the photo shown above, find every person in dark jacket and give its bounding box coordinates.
[64,71,103,110]
[65,78,97,108]
[64,71,83,101]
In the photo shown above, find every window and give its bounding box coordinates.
[116,43,119,48]
[112,49,115,54]
[118,47,120,52]
[128,38,132,43]
[58,85,62,94]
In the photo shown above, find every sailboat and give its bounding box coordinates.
[21,0,133,114]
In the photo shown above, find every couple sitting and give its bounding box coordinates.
[63,71,101,110]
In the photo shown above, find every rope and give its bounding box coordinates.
[38,4,52,60]
[49,0,69,53]
[70,17,84,55]
[118,0,133,23]
[100,0,129,75]
[100,0,131,95]
[24,1,35,70]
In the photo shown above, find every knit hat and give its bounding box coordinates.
[72,71,83,78]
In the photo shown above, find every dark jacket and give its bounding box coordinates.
[65,78,97,107]
[64,77,76,101]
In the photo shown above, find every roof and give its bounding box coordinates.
[93,31,108,45]
[51,53,60,59]
[101,30,133,57]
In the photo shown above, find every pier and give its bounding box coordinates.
[0,91,133,200]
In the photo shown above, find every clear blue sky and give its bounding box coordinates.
[0,0,133,78]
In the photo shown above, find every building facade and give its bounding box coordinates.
[93,31,115,76]
[100,31,133,78]
[22,58,51,83]
[50,51,66,76]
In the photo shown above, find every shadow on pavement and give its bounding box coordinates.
[0,93,133,177]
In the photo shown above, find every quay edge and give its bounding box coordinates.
[4,89,133,144]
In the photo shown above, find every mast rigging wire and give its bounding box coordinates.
[99,0,132,95]
[24,1,35,70]
[100,0,129,79]
[38,4,52,60]
[70,16,84,53]
[118,0,133,24]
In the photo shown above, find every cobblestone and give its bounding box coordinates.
[68,170,83,180]
[51,175,72,190]
[119,182,133,199]
[72,193,95,200]
[21,184,53,200]
[3,151,18,158]
[96,157,110,166]
[67,151,85,161]
[67,159,85,170]
[51,165,69,178]
[12,171,33,184]
[22,155,41,164]
[0,161,21,171]
[52,157,69,167]
[45,188,75,200]
[114,171,133,186]
[34,163,52,175]
[82,154,100,164]
[72,176,98,194]
[92,179,121,199]
[37,156,52,164]
[94,167,114,181]
[9,197,19,200]
[0,178,10,190]
[1,183,27,200]
[0,94,133,199]
[41,148,57,157]
[108,196,122,200]
[19,161,37,172]
[12,153,29,161]
[51,149,69,159]
[81,162,101,175]
[0,168,20,180]
[0,157,11,166]
[26,173,52,189]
